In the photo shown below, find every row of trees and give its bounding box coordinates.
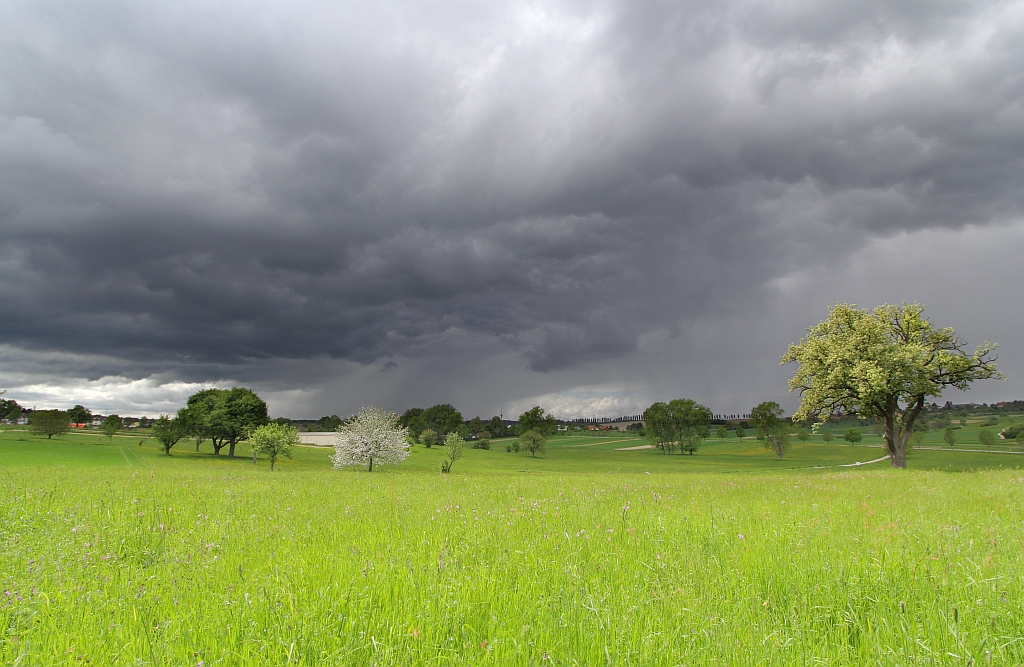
[641,398,795,459]
[330,406,552,473]
[398,405,519,442]
[152,388,270,456]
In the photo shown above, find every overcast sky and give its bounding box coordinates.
[2,0,1023,419]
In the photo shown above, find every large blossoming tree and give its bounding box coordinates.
[332,407,410,472]
[782,303,1002,468]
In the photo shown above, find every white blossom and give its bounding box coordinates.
[332,407,410,472]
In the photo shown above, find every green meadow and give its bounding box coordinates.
[3,423,1024,665]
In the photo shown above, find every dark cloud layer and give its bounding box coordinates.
[1,0,1023,416]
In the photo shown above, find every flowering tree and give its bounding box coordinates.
[783,303,1001,468]
[332,407,410,472]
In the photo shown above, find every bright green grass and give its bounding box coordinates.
[3,432,1024,665]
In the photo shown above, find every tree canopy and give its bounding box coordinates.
[29,410,70,439]
[181,388,268,456]
[1,395,23,423]
[518,406,557,436]
[213,388,268,457]
[67,404,92,426]
[783,303,1001,468]
[643,399,712,454]
[419,404,465,436]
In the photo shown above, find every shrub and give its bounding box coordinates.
[471,439,490,450]
[419,428,437,448]
[1001,424,1024,440]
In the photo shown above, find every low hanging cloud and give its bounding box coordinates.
[1,0,1022,417]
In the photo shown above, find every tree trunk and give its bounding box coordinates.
[212,438,224,455]
[270,458,275,471]
[229,437,237,457]
[368,457,373,472]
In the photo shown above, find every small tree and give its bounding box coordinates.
[844,428,862,444]
[153,415,186,455]
[441,432,464,473]
[716,425,728,441]
[820,428,833,443]
[249,423,300,471]
[519,430,546,457]
[29,410,70,439]
[419,428,437,448]
[794,427,810,442]
[978,428,995,452]
[734,425,745,439]
[100,414,122,444]
[751,401,788,460]
[943,426,955,449]
[333,407,410,472]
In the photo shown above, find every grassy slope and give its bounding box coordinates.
[2,427,1024,665]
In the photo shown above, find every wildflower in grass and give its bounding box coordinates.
[332,407,410,472]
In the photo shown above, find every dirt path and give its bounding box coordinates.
[564,438,638,448]
[615,444,655,451]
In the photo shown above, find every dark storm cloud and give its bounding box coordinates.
[1,0,1023,414]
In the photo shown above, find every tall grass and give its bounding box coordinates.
[2,462,1023,665]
